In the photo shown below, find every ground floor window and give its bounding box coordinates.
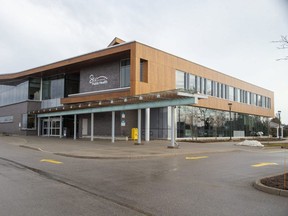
[177,106,269,138]
[21,114,36,129]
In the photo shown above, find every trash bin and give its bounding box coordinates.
[131,128,138,140]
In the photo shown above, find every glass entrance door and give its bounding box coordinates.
[42,118,61,136]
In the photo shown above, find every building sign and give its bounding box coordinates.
[0,115,13,123]
[89,75,108,86]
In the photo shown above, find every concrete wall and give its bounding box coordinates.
[0,101,41,135]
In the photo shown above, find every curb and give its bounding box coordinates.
[19,145,42,151]
[253,176,288,197]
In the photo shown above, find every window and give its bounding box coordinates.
[42,75,65,100]
[120,59,130,87]
[140,59,148,82]
[176,70,185,89]
[29,78,41,100]
[206,79,212,96]
[228,86,234,101]
[0,81,29,107]
[189,74,196,91]
[22,114,36,129]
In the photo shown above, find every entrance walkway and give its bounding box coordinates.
[2,135,287,159]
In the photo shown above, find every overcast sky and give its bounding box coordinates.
[0,0,287,123]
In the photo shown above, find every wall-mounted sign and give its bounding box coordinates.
[89,75,108,86]
[121,120,126,127]
[0,115,13,123]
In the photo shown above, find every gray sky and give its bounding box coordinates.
[0,0,287,123]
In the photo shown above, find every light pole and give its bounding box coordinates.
[278,110,281,139]
[228,103,232,140]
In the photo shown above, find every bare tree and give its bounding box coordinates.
[273,35,288,61]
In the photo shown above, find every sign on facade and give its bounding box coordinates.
[0,115,13,123]
[89,75,108,86]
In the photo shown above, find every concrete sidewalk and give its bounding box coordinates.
[0,135,284,159]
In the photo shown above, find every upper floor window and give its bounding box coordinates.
[176,70,185,89]
[42,75,64,100]
[140,59,148,82]
[120,59,130,87]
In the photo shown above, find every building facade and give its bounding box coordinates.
[0,38,274,141]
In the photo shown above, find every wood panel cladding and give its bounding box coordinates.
[131,42,274,117]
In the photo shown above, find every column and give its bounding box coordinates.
[145,108,150,141]
[91,113,94,141]
[60,115,63,138]
[37,117,41,136]
[112,111,115,143]
[48,117,50,137]
[168,106,177,148]
[277,127,279,138]
[74,114,77,140]
[137,109,141,144]
[281,127,284,139]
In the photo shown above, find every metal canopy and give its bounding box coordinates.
[35,89,207,118]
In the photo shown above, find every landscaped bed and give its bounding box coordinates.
[261,173,288,190]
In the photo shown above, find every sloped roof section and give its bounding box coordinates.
[108,37,126,47]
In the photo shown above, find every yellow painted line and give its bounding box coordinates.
[185,156,208,160]
[40,159,63,164]
[251,162,278,167]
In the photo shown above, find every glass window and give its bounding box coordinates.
[29,78,41,100]
[140,59,148,82]
[42,77,64,100]
[189,74,196,91]
[206,79,212,95]
[0,81,28,107]
[228,86,234,101]
[176,70,185,89]
[120,59,130,87]
[21,114,36,129]
[65,73,80,97]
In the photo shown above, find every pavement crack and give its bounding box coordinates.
[0,157,153,216]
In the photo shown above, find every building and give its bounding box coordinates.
[0,37,274,143]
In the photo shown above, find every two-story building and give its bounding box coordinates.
[0,37,274,144]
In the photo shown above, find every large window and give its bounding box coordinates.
[42,76,65,100]
[21,114,36,129]
[28,78,41,100]
[174,70,271,109]
[120,59,130,87]
[0,81,29,107]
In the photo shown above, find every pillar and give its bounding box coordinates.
[48,117,50,137]
[112,111,115,143]
[60,115,63,138]
[168,106,177,148]
[73,114,77,140]
[145,108,150,141]
[91,113,94,141]
[277,127,279,138]
[137,109,141,144]
[37,117,41,136]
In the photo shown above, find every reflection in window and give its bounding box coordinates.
[22,114,36,129]
[120,59,130,87]
[176,70,185,89]
[42,76,64,100]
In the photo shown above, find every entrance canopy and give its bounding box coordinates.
[34,89,207,118]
